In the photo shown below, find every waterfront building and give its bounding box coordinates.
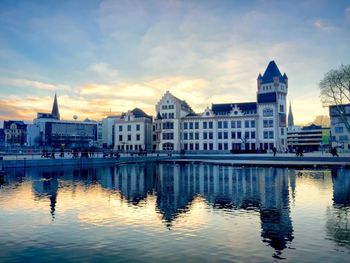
[329,104,350,151]
[114,108,153,151]
[102,115,120,148]
[3,120,27,146]
[154,61,288,152]
[0,128,5,147]
[26,123,41,147]
[287,124,330,152]
[34,94,97,148]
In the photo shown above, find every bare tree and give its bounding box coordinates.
[319,64,350,133]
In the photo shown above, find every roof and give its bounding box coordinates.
[4,120,27,129]
[155,112,162,120]
[302,124,322,130]
[131,108,152,119]
[257,92,277,103]
[51,93,60,119]
[212,102,257,114]
[260,61,287,84]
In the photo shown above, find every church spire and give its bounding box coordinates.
[51,93,60,120]
[288,101,294,127]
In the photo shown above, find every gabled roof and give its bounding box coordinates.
[260,60,287,84]
[212,102,257,114]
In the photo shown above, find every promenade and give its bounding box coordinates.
[1,151,349,168]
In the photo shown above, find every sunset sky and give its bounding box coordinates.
[0,0,350,126]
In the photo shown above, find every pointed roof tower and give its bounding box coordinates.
[288,101,294,127]
[51,93,60,120]
[261,60,286,84]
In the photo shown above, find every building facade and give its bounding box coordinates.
[153,61,288,152]
[114,108,153,151]
[102,116,120,148]
[3,120,27,146]
[287,124,330,152]
[329,104,350,151]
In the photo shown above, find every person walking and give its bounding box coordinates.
[272,146,277,157]
[331,147,339,157]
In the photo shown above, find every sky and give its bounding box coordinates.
[0,0,350,126]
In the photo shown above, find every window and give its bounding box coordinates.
[264,131,268,139]
[119,125,123,132]
[245,120,250,128]
[237,120,241,128]
[209,143,213,150]
[335,126,344,133]
[263,108,273,117]
[136,124,140,131]
[203,122,207,129]
[184,123,188,129]
[263,119,274,128]
[223,132,228,139]
[280,104,284,112]
[223,121,228,129]
[209,132,213,139]
[231,121,236,128]
[168,112,174,119]
[136,134,140,141]
[218,121,222,129]
[119,135,123,141]
[250,120,255,128]
[195,122,199,129]
[237,132,241,139]
[223,143,228,150]
[245,131,249,139]
[203,132,207,140]
[203,143,208,150]
[195,143,199,150]
[189,133,193,140]
[184,133,188,140]
[218,132,222,139]
[195,132,199,140]
[269,131,274,139]
[127,125,131,131]
[209,121,213,129]
[127,134,131,141]
[218,143,222,150]
[251,131,255,139]
[339,135,348,141]
[281,128,284,136]
[231,132,236,139]
[189,122,193,129]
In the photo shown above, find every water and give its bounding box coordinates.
[0,163,349,262]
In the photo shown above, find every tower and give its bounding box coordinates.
[51,93,60,120]
[288,101,294,127]
[257,61,288,151]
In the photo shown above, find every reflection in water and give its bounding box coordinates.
[1,164,350,261]
[326,169,350,249]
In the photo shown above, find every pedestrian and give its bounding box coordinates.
[331,147,339,157]
[272,147,277,157]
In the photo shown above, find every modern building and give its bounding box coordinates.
[114,108,153,151]
[34,94,97,148]
[287,124,330,152]
[0,128,5,147]
[26,123,41,147]
[329,104,350,151]
[154,61,288,152]
[102,115,120,148]
[3,120,27,146]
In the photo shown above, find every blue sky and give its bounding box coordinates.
[0,0,349,124]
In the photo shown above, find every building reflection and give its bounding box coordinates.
[2,163,301,256]
[326,169,350,249]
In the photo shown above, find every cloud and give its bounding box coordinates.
[89,63,119,80]
[313,19,335,32]
[0,77,71,91]
[346,6,350,17]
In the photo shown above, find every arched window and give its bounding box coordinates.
[263,108,273,117]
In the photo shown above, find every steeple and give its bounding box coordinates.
[288,101,294,127]
[51,93,60,120]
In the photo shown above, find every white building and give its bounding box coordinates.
[114,108,153,151]
[329,104,350,151]
[153,61,288,152]
[102,116,120,148]
[26,123,41,147]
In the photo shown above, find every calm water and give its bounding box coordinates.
[0,163,349,262]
